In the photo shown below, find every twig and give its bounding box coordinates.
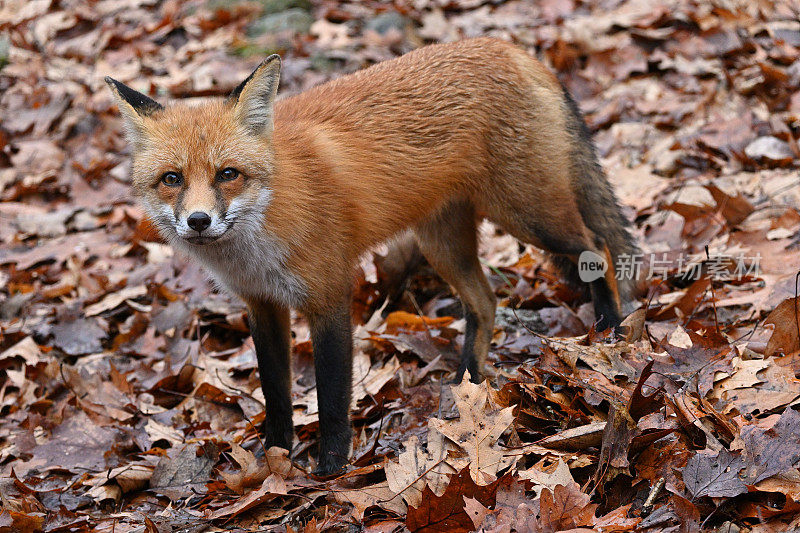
[730,316,763,344]
[641,477,665,517]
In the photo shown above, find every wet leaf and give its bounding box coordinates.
[405,468,506,533]
[682,448,747,498]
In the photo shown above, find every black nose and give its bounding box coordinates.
[187,211,212,232]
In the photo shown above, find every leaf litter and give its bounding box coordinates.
[2,0,800,531]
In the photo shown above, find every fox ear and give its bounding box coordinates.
[104,77,163,145]
[230,55,281,136]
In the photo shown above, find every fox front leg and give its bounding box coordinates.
[308,298,354,475]
[247,299,294,452]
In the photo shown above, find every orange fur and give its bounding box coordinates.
[112,37,633,335]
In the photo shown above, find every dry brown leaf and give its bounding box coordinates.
[385,435,458,508]
[535,421,606,451]
[220,443,300,494]
[765,296,800,356]
[518,459,578,497]
[84,285,147,317]
[86,463,154,499]
[332,481,407,520]
[710,359,800,416]
[429,374,516,485]
[209,474,292,520]
[384,310,455,334]
[556,339,638,381]
[539,483,597,531]
[0,336,43,365]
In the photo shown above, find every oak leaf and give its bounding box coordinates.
[429,373,516,485]
[538,483,597,531]
[385,435,458,508]
[518,459,578,497]
[405,467,505,533]
[332,480,407,520]
[209,474,292,520]
[480,477,539,532]
[220,443,300,494]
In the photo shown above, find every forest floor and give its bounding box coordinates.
[2,0,800,531]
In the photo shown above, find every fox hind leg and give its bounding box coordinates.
[413,200,496,383]
[589,246,623,331]
[499,213,622,331]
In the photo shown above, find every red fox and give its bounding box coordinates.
[106,37,637,475]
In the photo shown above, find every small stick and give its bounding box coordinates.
[641,477,665,517]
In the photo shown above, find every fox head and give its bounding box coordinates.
[106,56,281,245]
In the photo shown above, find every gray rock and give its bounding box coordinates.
[365,11,409,35]
[207,0,310,13]
[247,8,313,37]
[258,0,311,14]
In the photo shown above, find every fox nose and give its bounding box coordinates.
[187,211,212,232]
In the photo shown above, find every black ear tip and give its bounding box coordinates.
[104,77,164,115]
[263,54,281,68]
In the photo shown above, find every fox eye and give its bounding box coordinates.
[160,172,183,187]
[218,167,240,182]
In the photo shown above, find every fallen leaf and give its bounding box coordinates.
[682,448,747,499]
[518,459,578,497]
[429,374,516,485]
[220,443,299,493]
[84,285,148,317]
[209,474,293,520]
[538,483,597,531]
[150,441,219,499]
[50,317,106,355]
[765,296,800,356]
[333,480,407,520]
[738,408,800,484]
[405,468,506,533]
[385,435,457,508]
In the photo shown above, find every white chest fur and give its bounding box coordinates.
[173,230,307,308]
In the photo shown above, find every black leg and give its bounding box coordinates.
[413,200,495,386]
[589,278,622,331]
[247,299,293,451]
[309,299,354,475]
[455,307,482,384]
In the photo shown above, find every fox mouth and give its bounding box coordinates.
[184,235,220,245]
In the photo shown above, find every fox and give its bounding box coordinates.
[106,37,637,475]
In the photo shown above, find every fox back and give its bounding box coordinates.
[108,38,634,315]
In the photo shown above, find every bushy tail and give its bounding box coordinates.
[556,87,641,309]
